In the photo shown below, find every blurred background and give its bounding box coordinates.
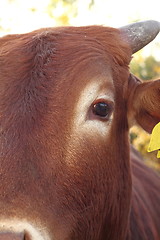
[0,0,160,172]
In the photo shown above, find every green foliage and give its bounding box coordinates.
[130,54,160,80]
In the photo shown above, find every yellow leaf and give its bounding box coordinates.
[148,122,160,158]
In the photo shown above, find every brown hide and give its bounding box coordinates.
[129,148,160,240]
[0,25,160,240]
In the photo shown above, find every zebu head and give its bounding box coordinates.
[0,21,160,240]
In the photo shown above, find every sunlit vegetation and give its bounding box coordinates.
[131,54,160,80]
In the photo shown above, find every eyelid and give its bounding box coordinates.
[93,98,114,111]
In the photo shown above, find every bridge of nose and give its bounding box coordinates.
[0,232,24,240]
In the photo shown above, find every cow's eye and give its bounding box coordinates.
[92,101,113,119]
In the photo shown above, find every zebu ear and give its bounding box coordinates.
[128,74,160,133]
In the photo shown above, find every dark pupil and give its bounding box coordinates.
[93,102,109,117]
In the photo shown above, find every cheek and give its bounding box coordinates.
[65,114,113,167]
[73,119,112,138]
[65,131,111,169]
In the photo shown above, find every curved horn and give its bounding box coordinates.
[120,20,160,54]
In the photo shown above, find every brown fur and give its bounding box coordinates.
[128,148,160,240]
[0,26,160,240]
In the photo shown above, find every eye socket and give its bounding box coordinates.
[92,100,114,120]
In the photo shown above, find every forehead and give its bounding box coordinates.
[51,56,114,108]
[44,26,131,94]
[49,37,113,93]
